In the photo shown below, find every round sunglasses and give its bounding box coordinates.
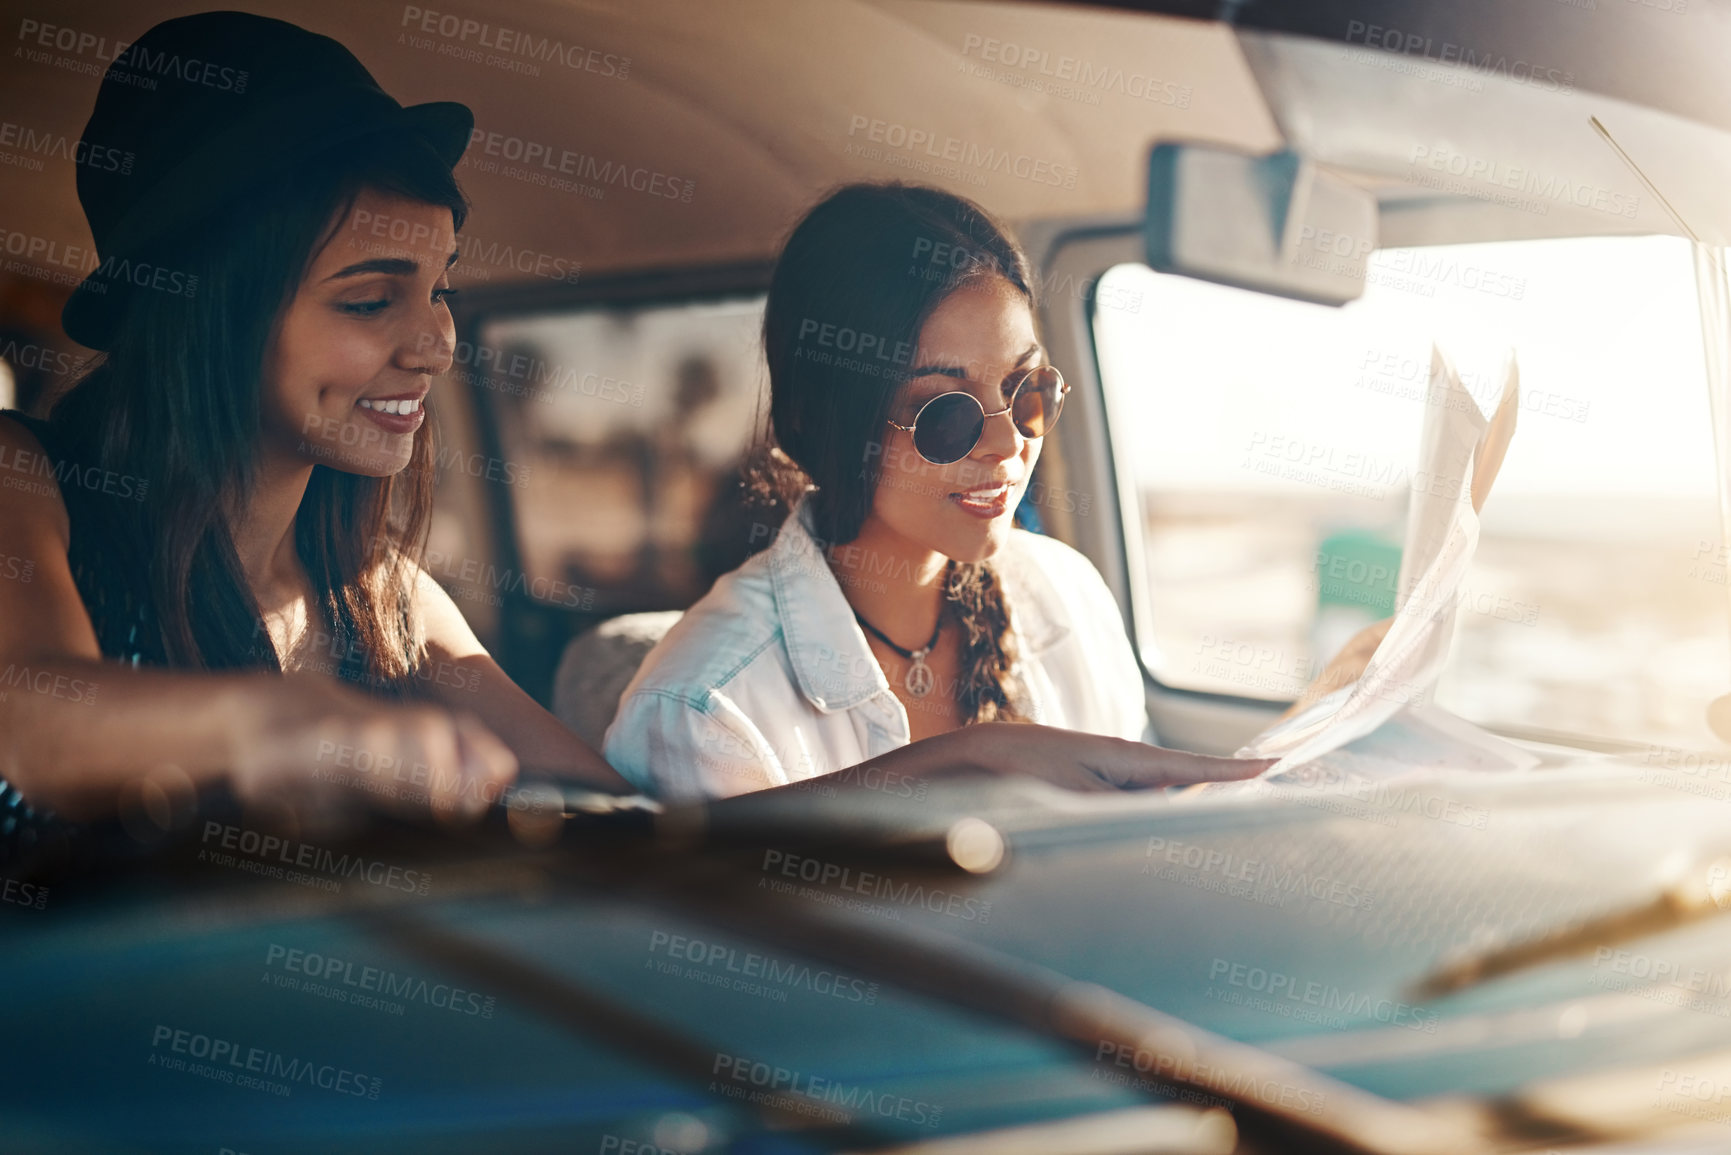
[887,364,1069,465]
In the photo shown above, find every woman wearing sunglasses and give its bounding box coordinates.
[604,183,1270,800]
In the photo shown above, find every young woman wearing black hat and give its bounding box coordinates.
[0,12,630,852]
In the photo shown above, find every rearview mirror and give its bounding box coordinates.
[1145,144,1377,306]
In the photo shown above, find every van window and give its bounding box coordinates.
[474,295,769,613]
[1094,235,1725,748]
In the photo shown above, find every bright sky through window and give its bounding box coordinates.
[1097,235,1713,501]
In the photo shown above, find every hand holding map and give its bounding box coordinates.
[1235,345,1522,776]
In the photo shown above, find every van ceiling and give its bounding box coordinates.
[2,0,1280,300]
[16,0,1728,316]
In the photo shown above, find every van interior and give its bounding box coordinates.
[7,1,1731,1153]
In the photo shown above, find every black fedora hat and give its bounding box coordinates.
[63,10,473,350]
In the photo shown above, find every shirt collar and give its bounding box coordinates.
[768,499,892,713]
[993,541,1070,655]
[766,500,1074,712]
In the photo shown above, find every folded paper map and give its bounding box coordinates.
[1235,345,1524,777]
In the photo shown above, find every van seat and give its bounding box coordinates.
[552,611,684,749]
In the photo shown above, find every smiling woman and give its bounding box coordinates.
[263,191,457,480]
[0,11,629,856]
[603,183,1273,801]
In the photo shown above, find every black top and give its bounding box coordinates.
[2,410,163,664]
[0,409,417,868]
[0,409,161,866]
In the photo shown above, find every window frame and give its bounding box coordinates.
[1034,221,1675,757]
[442,261,774,702]
[1032,221,1292,754]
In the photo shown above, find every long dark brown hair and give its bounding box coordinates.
[759,182,1033,724]
[48,132,466,695]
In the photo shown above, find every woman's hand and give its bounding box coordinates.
[227,673,519,824]
[973,724,1274,791]
[850,722,1273,794]
[1281,617,1394,720]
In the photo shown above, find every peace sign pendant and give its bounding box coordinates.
[904,652,935,698]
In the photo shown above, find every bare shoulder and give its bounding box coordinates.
[0,413,101,664]
[411,563,486,658]
[0,413,71,548]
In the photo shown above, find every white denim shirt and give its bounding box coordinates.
[603,501,1152,802]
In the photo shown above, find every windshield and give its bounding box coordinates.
[1093,235,1725,750]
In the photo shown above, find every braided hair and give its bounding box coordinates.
[755,183,1033,724]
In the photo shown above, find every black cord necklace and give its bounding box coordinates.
[853,607,942,699]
